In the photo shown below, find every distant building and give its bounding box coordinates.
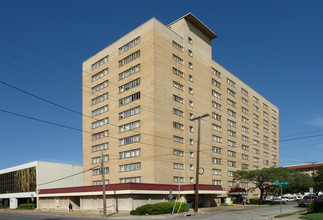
[0,161,83,209]
[284,162,323,177]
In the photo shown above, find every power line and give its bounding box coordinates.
[280,133,323,142]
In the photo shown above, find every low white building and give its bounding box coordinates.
[0,161,83,209]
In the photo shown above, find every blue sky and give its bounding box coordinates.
[0,0,322,170]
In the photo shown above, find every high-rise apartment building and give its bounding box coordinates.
[82,13,279,194]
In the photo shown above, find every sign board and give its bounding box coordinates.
[168,189,173,200]
[275,182,289,186]
[309,187,313,193]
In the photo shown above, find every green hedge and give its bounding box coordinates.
[130,202,189,215]
[0,205,9,209]
[249,198,260,204]
[307,201,323,213]
[18,203,37,209]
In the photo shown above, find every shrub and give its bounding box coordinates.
[307,202,314,213]
[249,198,260,204]
[18,203,36,209]
[313,201,323,213]
[0,205,9,209]
[130,202,189,215]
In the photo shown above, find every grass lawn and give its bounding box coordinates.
[299,213,323,220]
[274,210,306,218]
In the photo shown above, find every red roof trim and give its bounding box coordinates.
[39,183,223,195]
[285,163,323,170]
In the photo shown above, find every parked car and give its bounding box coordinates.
[297,195,319,207]
[272,197,288,204]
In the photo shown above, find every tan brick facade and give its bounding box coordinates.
[82,13,279,195]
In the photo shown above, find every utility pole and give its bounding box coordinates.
[190,113,209,213]
[101,150,107,216]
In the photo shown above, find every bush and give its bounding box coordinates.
[18,203,36,209]
[249,198,260,204]
[307,201,323,213]
[0,205,9,209]
[130,202,189,215]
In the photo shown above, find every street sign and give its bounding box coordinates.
[168,189,173,200]
[275,182,289,186]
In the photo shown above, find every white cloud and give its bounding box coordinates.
[309,117,323,127]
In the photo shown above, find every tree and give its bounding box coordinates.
[314,166,323,193]
[234,167,312,203]
[283,171,313,194]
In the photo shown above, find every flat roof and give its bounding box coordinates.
[168,13,217,40]
[284,162,323,170]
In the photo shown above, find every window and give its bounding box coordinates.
[212,68,221,78]
[242,98,249,105]
[92,142,109,152]
[173,94,184,104]
[119,92,140,106]
[92,155,109,164]
[228,150,236,157]
[119,120,140,132]
[228,130,236,137]
[174,176,184,183]
[253,148,260,154]
[272,124,277,130]
[190,152,194,158]
[228,181,236,187]
[242,116,249,124]
[242,126,249,133]
[263,111,269,118]
[264,143,269,149]
[263,136,269,141]
[228,171,234,177]
[242,135,249,142]
[119,149,141,159]
[242,163,249,169]
[228,160,236,167]
[92,105,109,117]
[119,64,140,80]
[272,132,277,138]
[228,140,236,147]
[119,78,140,93]
[173,108,184,117]
[92,167,109,176]
[263,119,269,125]
[253,122,259,129]
[241,182,248,188]
[227,109,236,117]
[92,92,109,105]
[242,154,249,160]
[242,145,249,151]
[272,154,277,160]
[264,152,269,157]
[188,62,193,69]
[189,164,194,171]
[212,112,222,121]
[212,90,221,99]
[227,78,236,88]
[253,96,259,103]
[189,139,194,145]
[212,123,222,132]
[253,105,259,112]
[228,119,236,127]
[119,162,141,172]
[212,135,222,143]
[119,50,140,67]
[212,79,221,88]
[172,40,183,51]
[253,140,259,146]
[189,100,193,107]
[92,130,109,141]
[264,127,269,133]
[253,157,259,163]
[120,176,141,183]
[212,169,222,175]
[189,88,193,95]
[227,89,236,97]
[189,126,193,132]
[119,37,140,54]
[272,109,277,114]
[264,160,269,165]
[272,139,277,145]
[173,135,184,143]
[273,147,277,152]
[119,134,140,146]
[263,103,269,110]
[173,81,183,90]
[212,101,222,110]
[173,122,184,130]
[253,131,259,137]
[253,114,259,120]
[92,68,108,82]
[213,158,222,165]
[188,49,193,57]
[172,54,183,64]
[213,146,222,154]
[242,107,249,115]
[188,37,193,44]
[173,149,184,156]
[93,180,109,185]
[173,67,183,77]
[228,99,236,107]
[92,55,109,71]
[272,117,277,123]
[173,163,184,170]
[241,88,249,96]
[213,180,222,185]
[272,162,277,167]
[189,75,193,82]
[92,117,109,129]
[119,106,140,119]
